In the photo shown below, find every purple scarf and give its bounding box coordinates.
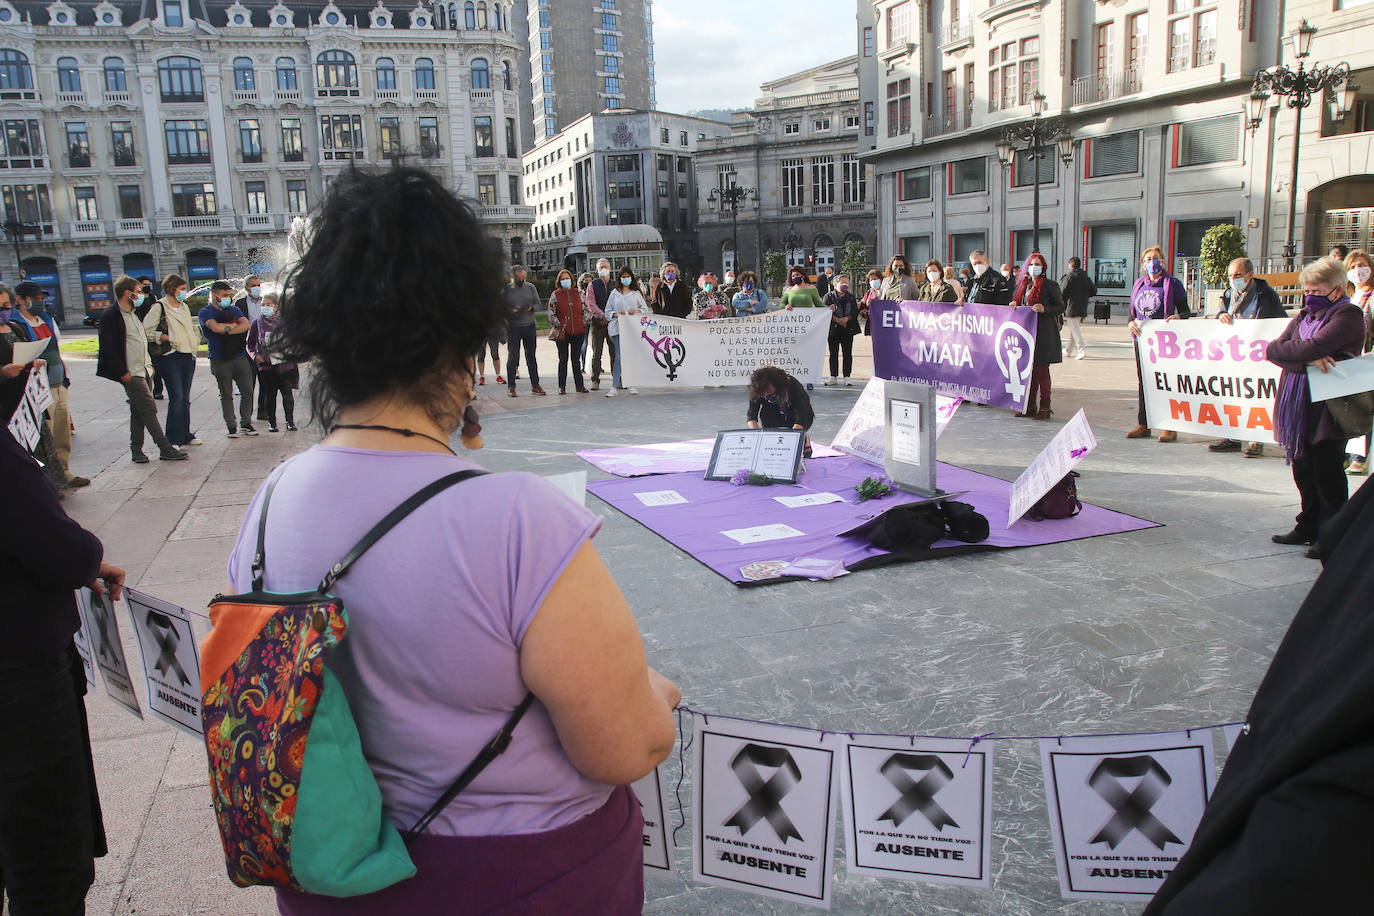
[1274,298,1342,462]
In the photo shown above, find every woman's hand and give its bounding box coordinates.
[648,667,681,710]
[90,562,126,601]
[0,363,22,380]
[160,332,171,343]
[1218,312,1234,325]
[785,304,794,311]
[1310,356,1337,373]
[1129,319,1142,338]
[1165,313,1181,321]
[1032,303,1045,313]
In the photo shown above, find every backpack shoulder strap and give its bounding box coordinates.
[320,469,486,592]
[250,465,292,592]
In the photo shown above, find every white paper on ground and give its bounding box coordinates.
[720,523,805,545]
[634,489,688,506]
[780,557,849,579]
[773,492,845,508]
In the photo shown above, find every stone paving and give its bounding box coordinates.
[51,322,1355,915]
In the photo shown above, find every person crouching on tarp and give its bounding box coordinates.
[746,365,815,458]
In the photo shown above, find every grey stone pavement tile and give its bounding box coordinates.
[50,325,1363,915]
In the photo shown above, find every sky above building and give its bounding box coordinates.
[654,0,857,114]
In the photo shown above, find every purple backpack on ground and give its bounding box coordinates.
[1027,471,1082,521]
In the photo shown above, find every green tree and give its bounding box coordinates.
[839,239,870,287]
[1199,224,1248,286]
[763,249,787,294]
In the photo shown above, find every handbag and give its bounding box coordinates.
[200,467,533,896]
[1027,471,1082,521]
[548,326,565,341]
[1324,353,1374,438]
[150,303,173,357]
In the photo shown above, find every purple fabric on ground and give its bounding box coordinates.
[587,455,1158,586]
[578,438,844,477]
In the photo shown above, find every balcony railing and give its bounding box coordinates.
[56,91,87,105]
[169,215,223,230]
[943,16,973,44]
[925,115,960,138]
[103,91,132,105]
[275,90,302,102]
[69,220,105,237]
[476,204,536,222]
[1071,68,1144,105]
[471,90,493,102]
[116,218,147,236]
[415,89,440,101]
[233,89,260,104]
[375,89,400,100]
[242,213,275,230]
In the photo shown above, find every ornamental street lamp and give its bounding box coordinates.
[781,223,803,268]
[996,91,1072,258]
[1,218,41,279]
[1251,19,1354,268]
[707,183,757,274]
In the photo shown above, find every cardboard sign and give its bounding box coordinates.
[74,587,142,719]
[1041,732,1215,901]
[830,377,961,468]
[70,591,97,690]
[841,736,994,887]
[632,765,672,871]
[619,310,830,387]
[705,429,806,484]
[693,718,840,908]
[126,589,203,737]
[1007,409,1097,528]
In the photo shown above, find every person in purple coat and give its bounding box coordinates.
[1127,245,1191,441]
[1267,256,1367,560]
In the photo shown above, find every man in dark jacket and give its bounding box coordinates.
[1209,258,1288,457]
[1059,257,1096,360]
[96,275,188,463]
[1145,479,1374,914]
[0,426,124,915]
[964,250,1012,305]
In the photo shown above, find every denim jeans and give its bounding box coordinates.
[610,334,623,388]
[155,352,196,445]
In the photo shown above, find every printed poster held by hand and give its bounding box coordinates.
[1007,408,1097,528]
[693,717,841,909]
[631,765,672,871]
[74,586,142,718]
[1040,732,1215,901]
[125,588,203,737]
[840,735,994,888]
[70,591,97,690]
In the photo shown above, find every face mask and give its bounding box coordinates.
[1304,292,1337,311]
[837,285,849,295]
[704,283,714,292]
[790,276,804,285]
[28,301,45,317]
[1028,265,1043,278]
[598,268,610,279]
[725,275,734,284]
[176,290,189,302]
[560,278,572,290]
[1229,276,1247,293]
[0,308,10,323]
[1349,266,1372,287]
[870,279,882,290]
[891,264,905,275]
[1003,270,1013,279]
[1147,258,1163,275]
[972,262,988,276]
[134,293,147,308]
[260,305,276,319]
[927,271,942,285]
[620,276,632,286]
[218,296,232,308]
[744,282,755,291]
[248,286,261,299]
[664,271,676,282]
[763,392,778,403]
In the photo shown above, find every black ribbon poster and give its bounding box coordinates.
[126,589,203,737]
[693,718,839,908]
[1041,733,1214,900]
[841,736,994,887]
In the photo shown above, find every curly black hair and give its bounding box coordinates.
[275,166,507,429]
[748,365,791,405]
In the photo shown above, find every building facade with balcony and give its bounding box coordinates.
[693,56,875,280]
[856,0,1322,302]
[0,0,534,325]
[520,108,729,273]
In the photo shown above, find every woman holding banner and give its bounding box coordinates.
[605,267,646,397]
[1009,252,1066,420]
[1268,256,1367,560]
[879,255,920,302]
[730,271,769,316]
[1127,246,1191,441]
[918,260,960,303]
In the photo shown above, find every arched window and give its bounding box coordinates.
[233,57,255,91]
[315,50,358,89]
[57,57,80,92]
[375,57,395,90]
[275,57,297,92]
[157,56,203,102]
[103,57,127,92]
[502,60,512,90]
[470,58,489,90]
[493,3,503,30]
[415,58,435,91]
[464,1,475,29]
[476,1,487,28]
[447,3,456,29]
[0,49,32,90]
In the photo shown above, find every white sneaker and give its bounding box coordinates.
[1074,349,1086,360]
[844,379,854,387]
[629,387,639,395]
[824,376,836,386]
[605,387,618,397]
[184,437,203,446]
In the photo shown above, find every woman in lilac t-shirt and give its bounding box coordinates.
[224,167,680,915]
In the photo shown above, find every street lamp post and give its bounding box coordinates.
[781,223,803,268]
[1252,20,1354,269]
[707,183,758,274]
[996,92,1071,259]
[2,218,40,279]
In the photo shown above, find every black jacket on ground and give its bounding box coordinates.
[95,303,131,382]
[1059,268,1097,318]
[964,272,1012,305]
[1219,276,1286,320]
[0,429,103,668]
[1145,480,1374,915]
[747,375,815,430]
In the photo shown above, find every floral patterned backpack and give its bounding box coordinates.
[199,467,532,897]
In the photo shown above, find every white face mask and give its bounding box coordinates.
[927,271,942,285]
[869,279,882,291]
[972,262,988,276]
[1349,266,1372,287]
[598,268,610,279]
[248,286,261,299]
[1229,276,1248,293]
[1028,264,1043,278]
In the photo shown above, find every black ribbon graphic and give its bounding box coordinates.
[877,753,959,831]
[724,744,804,843]
[146,611,191,687]
[1088,756,1183,850]
[92,599,119,664]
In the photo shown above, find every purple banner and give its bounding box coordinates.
[870,300,1039,411]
